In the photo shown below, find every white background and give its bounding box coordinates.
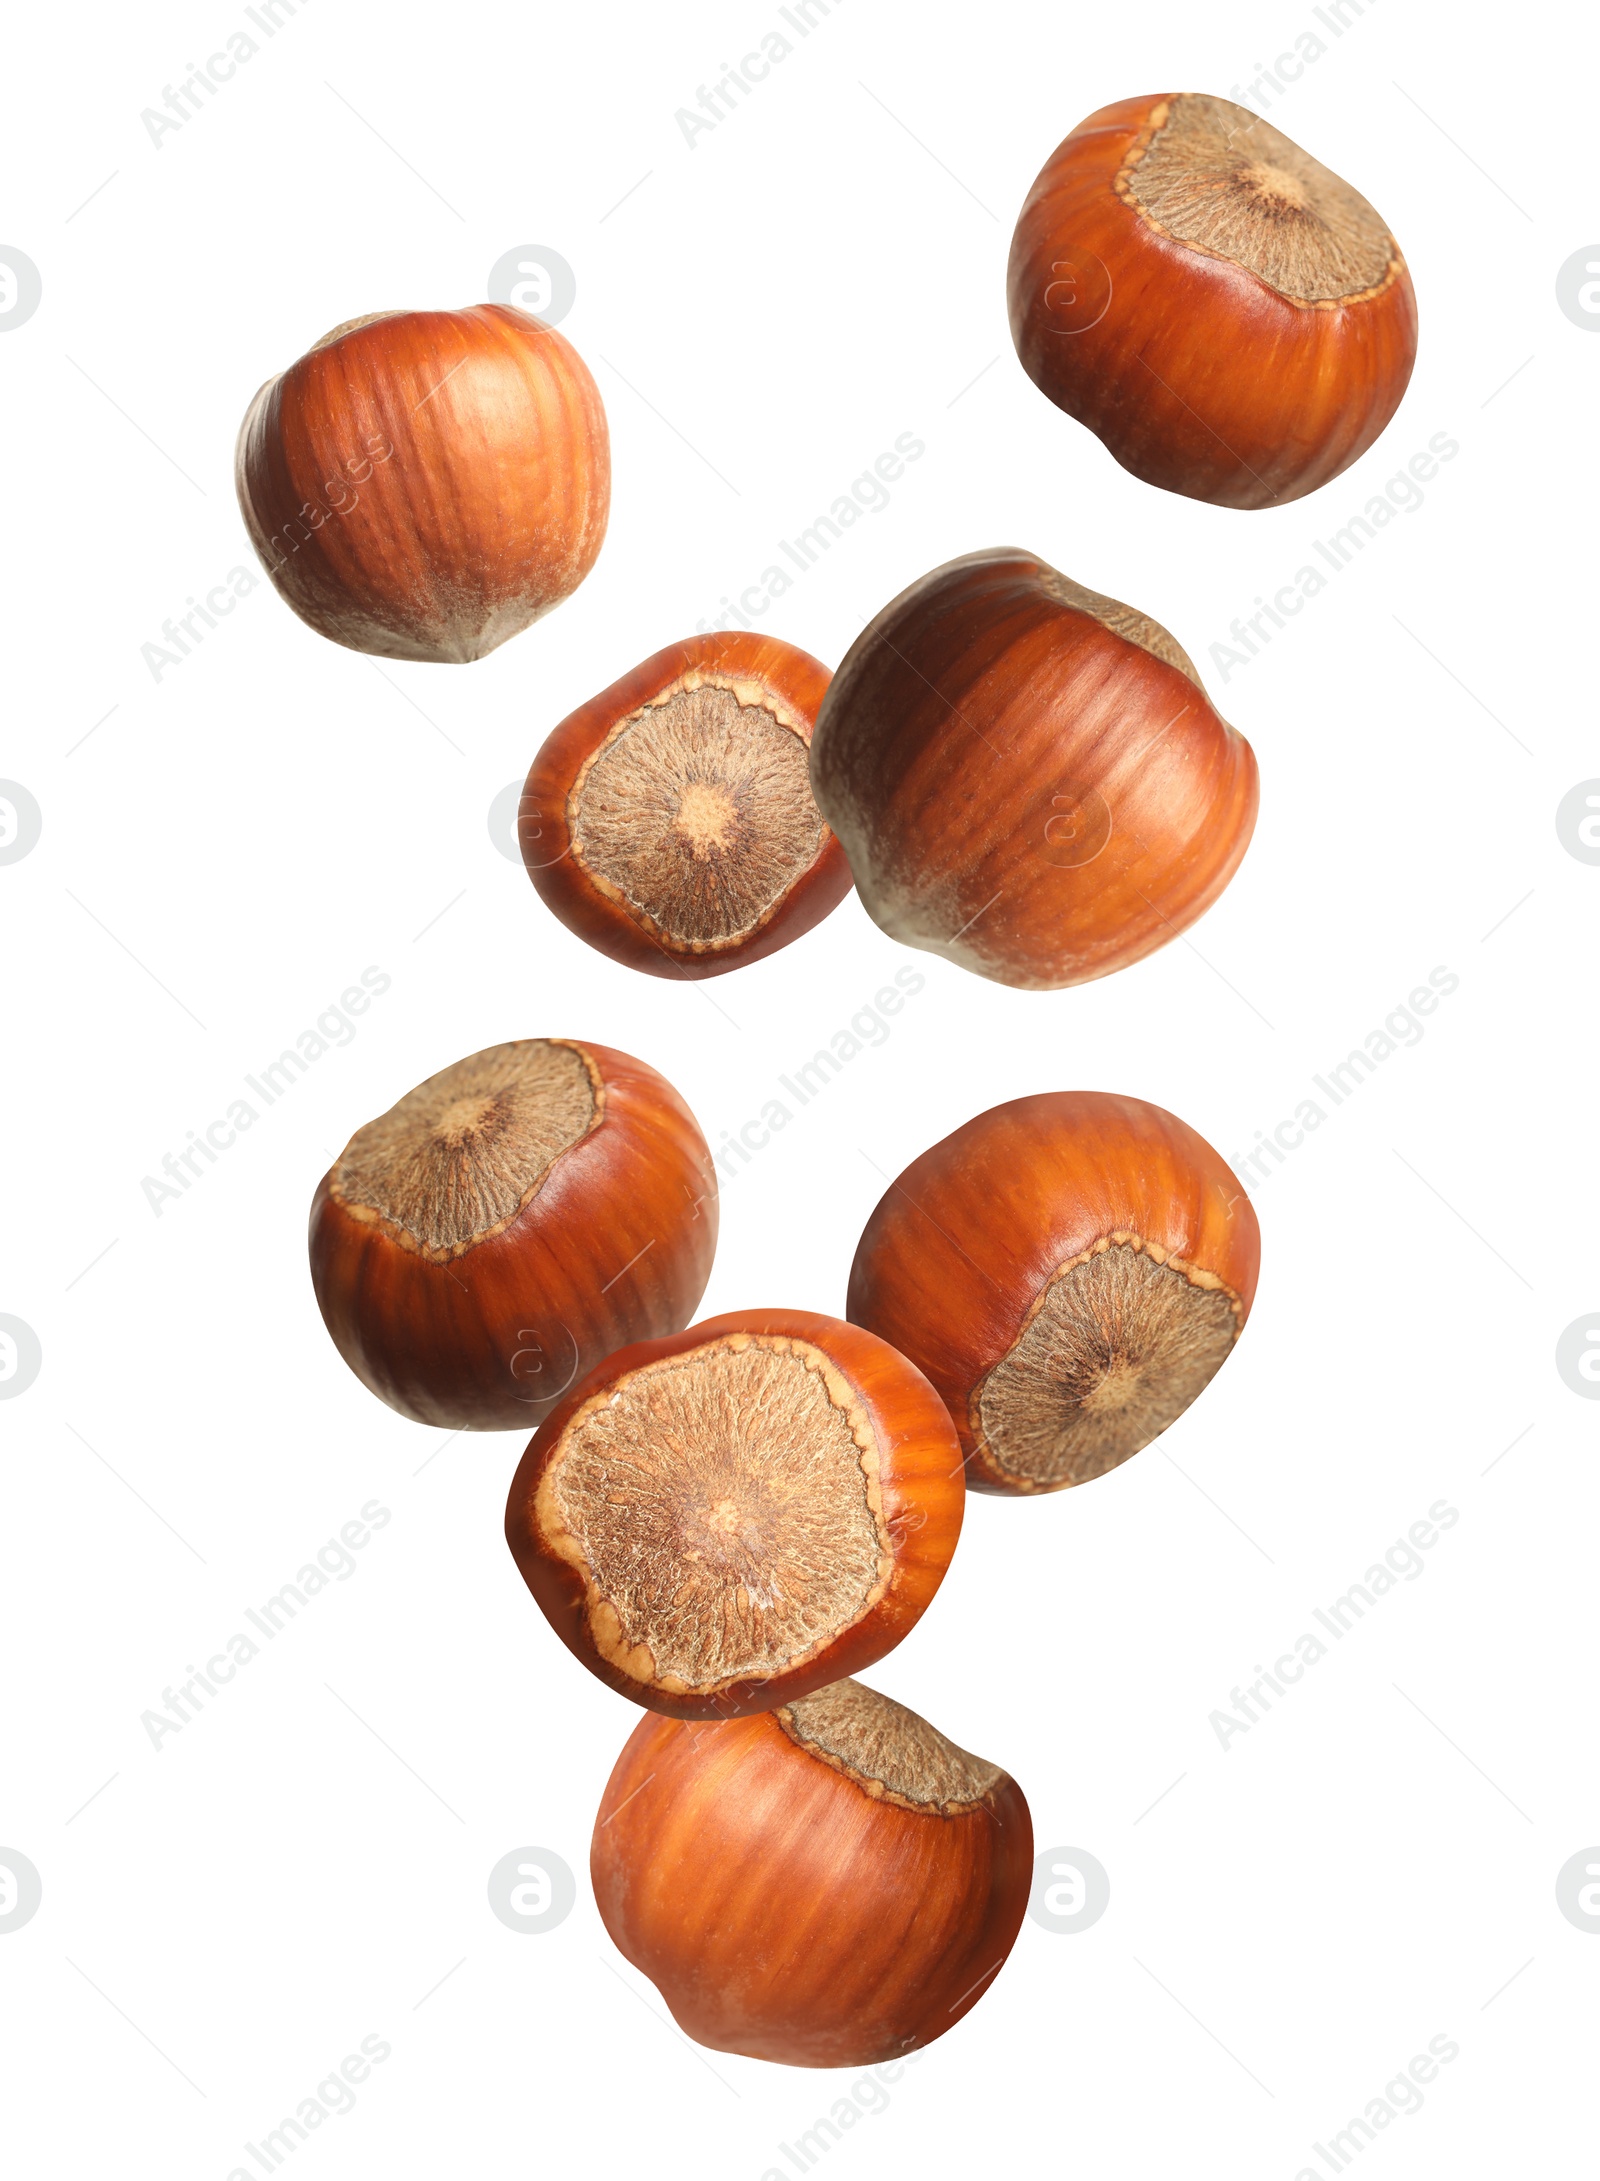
[1,1,1593,2174]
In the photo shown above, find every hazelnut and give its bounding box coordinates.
[592,1676,1032,2064]
[505,1311,964,1716]
[236,304,609,661]
[522,631,851,978]
[309,1039,715,1430]
[808,547,1258,989]
[848,1091,1260,1494]
[1007,93,1418,507]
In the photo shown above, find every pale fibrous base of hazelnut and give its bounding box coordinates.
[972,1235,1243,1491]
[776,1679,1003,1814]
[309,310,412,353]
[329,1040,599,1260]
[1034,568,1204,687]
[535,1333,891,1697]
[569,676,827,954]
[1119,95,1399,305]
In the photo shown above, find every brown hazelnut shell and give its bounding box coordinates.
[521,631,852,979]
[1007,93,1419,508]
[308,1041,715,1431]
[847,1090,1260,1494]
[236,304,609,661]
[592,1691,1032,2066]
[504,1309,965,1717]
[808,547,1258,989]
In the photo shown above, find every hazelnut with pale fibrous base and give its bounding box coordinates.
[504,1310,964,1716]
[522,632,850,978]
[309,1039,715,1431]
[847,1091,1260,1495]
[1008,93,1418,508]
[807,547,1258,990]
[592,1676,1032,2066]
[236,304,609,661]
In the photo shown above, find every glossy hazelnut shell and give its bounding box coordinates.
[236,304,609,661]
[847,1090,1260,1493]
[1007,94,1418,508]
[522,631,852,979]
[504,1309,965,1717]
[808,547,1258,989]
[592,1703,1032,2065]
[308,1042,716,1431]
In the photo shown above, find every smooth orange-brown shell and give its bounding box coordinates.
[236,303,609,660]
[808,548,1258,989]
[592,1701,1032,2065]
[1007,94,1418,507]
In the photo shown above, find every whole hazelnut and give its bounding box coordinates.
[848,1090,1260,1494]
[1008,93,1418,507]
[592,1677,1032,2065]
[236,304,609,661]
[522,631,851,978]
[505,1310,964,1716]
[808,547,1258,989]
[309,1039,714,1430]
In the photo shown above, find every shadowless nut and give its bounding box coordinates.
[808,547,1258,989]
[1007,93,1418,507]
[504,1310,964,1716]
[592,1676,1032,2065]
[522,632,851,978]
[308,1040,715,1431]
[848,1091,1260,1495]
[236,304,609,661]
